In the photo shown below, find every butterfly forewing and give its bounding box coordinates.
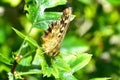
[42,7,72,57]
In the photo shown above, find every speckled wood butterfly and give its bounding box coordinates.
[42,7,72,57]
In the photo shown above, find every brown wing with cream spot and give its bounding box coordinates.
[42,7,72,57]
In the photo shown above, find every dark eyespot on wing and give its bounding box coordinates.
[48,27,52,32]
[60,19,64,24]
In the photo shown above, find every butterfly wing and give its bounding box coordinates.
[42,7,72,57]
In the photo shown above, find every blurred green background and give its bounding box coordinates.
[0,0,120,80]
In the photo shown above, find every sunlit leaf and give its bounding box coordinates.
[107,0,120,5]
[0,53,12,65]
[63,53,92,73]
[60,72,77,80]
[43,0,67,8]
[25,0,67,30]
[78,0,92,4]
[12,27,38,47]
[90,77,111,80]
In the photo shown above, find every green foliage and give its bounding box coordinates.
[25,0,67,30]
[1,0,92,80]
[90,77,111,80]
[0,0,120,80]
[107,0,120,5]
[12,27,38,47]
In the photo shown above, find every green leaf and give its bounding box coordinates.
[25,0,75,30]
[15,69,42,76]
[32,12,75,30]
[61,35,89,55]
[63,53,92,73]
[107,0,120,5]
[0,53,12,65]
[90,77,111,80]
[14,49,42,77]
[15,56,33,74]
[78,0,92,4]
[53,56,71,72]
[19,56,32,66]
[12,27,38,47]
[51,56,72,78]
[60,73,77,80]
[43,0,67,8]
[33,12,62,30]
[31,48,92,79]
[32,48,52,77]
[25,0,67,30]
[43,67,52,77]
[32,48,43,65]
[12,27,25,39]
[51,65,59,78]
[62,36,88,48]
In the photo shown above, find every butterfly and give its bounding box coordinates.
[41,7,72,57]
